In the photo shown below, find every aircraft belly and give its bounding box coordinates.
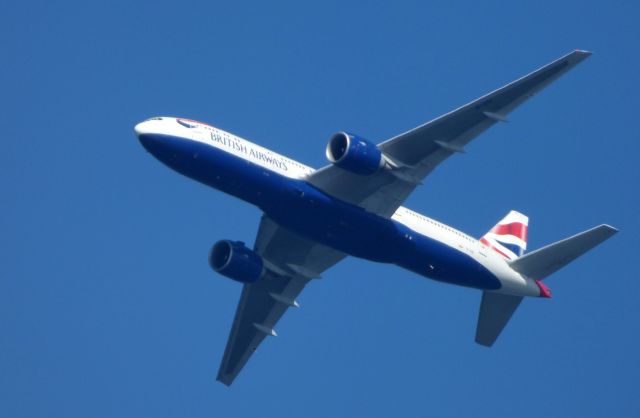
[140,133,280,205]
[261,184,501,290]
[260,182,405,263]
[142,135,501,290]
[397,231,502,290]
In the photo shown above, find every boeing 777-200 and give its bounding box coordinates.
[135,50,616,386]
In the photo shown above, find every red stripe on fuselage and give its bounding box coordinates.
[480,237,513,260]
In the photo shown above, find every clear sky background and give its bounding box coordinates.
[2,1,639,417]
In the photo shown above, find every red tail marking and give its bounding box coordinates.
[490,223,528,241]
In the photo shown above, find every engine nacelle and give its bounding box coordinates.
[208,240,264,283]
[326,132,384,175]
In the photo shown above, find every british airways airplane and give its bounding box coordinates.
[135,50,616,386]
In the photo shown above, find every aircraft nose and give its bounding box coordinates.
[135,120,161,153]
[134,121,150,137]
[135,119,182,166]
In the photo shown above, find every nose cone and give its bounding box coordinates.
[135,121,155,151]
[135,119,168,152]
[134,120,157,139]
[134,121,146,137]
[135,118,186,168]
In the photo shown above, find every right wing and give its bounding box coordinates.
[308,50,592,217]
[217,215,346,386]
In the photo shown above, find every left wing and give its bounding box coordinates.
[217,215,346,386]
[308,50,592,217]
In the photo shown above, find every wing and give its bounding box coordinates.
[217,215,346,386]
[308,50,592,217]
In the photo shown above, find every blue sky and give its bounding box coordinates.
[2,1,639,417]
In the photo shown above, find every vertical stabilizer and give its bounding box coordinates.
[480,211,528,260]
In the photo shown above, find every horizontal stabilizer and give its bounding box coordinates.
[476,292,523,347]
[509,224,617,280]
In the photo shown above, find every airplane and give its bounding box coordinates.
[135,50,617,386]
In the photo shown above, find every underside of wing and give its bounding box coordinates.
[308,50,592,217]
[476,291,523,347]
[217,216,346,386]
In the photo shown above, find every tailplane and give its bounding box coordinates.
[476,292,523,347]
[480,210,528,260]
[509,224,618,280]
[476,223,617,347]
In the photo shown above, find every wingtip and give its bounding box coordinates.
[564,49,593,65]
[217,375,233,387]
[602,224,619,233]
[574,49,593,56]
[474,337,493,348]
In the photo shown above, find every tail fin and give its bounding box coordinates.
[480,210,529,260]
[509,224,618,280]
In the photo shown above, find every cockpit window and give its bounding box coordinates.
[145,117,164,121]
[176,119,198,128]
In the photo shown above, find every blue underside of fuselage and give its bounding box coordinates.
[139,133,501,290]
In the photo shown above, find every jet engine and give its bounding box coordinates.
[325,132,385,175]
[209,240,264,283]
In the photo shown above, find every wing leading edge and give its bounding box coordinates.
[308,50,592,217]
[217,216,346,386]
